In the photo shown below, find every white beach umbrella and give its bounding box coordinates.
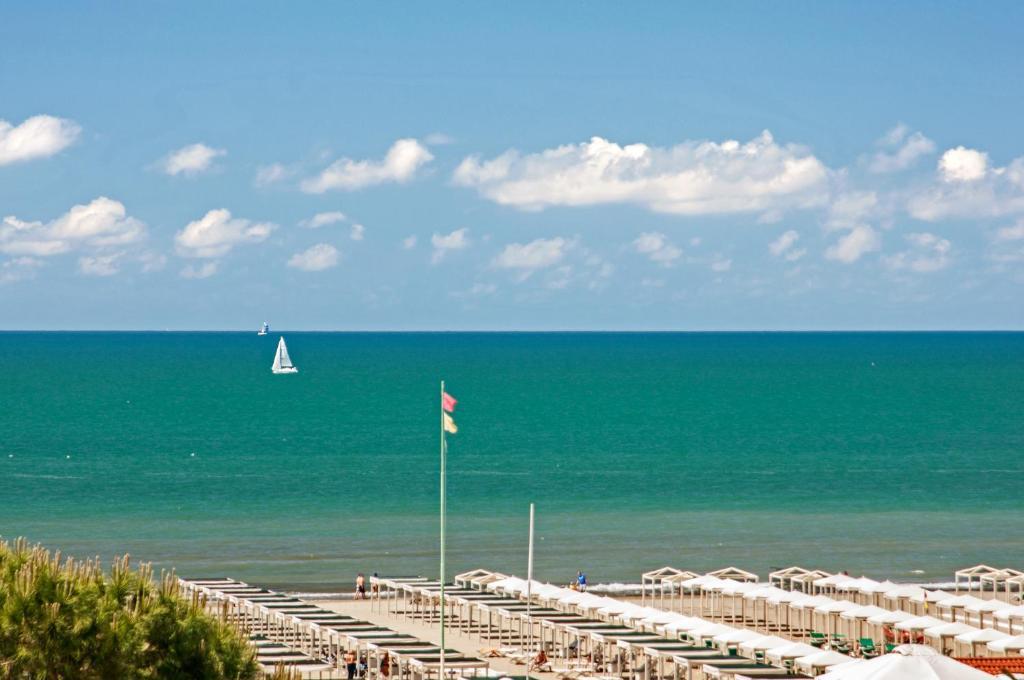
[816,659,867,679]
[814,644,992,679]
[765,641,821,663]
[794,650,857,674]
[987,634,1024,653]
[737,635,790,657]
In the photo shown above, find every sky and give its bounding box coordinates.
[2,3,1024,330]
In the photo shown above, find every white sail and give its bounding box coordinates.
[272,336,298,374]
[258,321,269,335]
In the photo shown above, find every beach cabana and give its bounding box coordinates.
[954,627,1010,657]
[938,595,988,623]
[955,565,1001,593]
[769,566,812,591]
[816,644,992,679]
[980,569,1024,601]
[658,571,701,612]
[814,599,860,640]
[910,589,955,617]
[964,598,1014,629]
[987,634,1024,655]
[737,635,791,659]
[765,641,820,665]
[794,649,856,675]
[791,570,833,594]
[883,585,926,612]
[839,605,887,641]
[994,605,1024,635]
[708,567,759,583]
[813,574,856,595]
[641,566,687,606]
[923,622,978,654]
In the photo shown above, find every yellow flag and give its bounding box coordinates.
[443,412,458,434]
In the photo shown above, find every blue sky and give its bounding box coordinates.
[2,3,1023,330]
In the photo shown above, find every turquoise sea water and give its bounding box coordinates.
[1,332,1022,591]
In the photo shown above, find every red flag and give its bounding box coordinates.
[442,391,457,413]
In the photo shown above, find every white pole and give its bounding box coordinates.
[440,380,447,680]
[527,503,535,657]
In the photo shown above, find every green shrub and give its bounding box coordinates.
[0,537,258,679]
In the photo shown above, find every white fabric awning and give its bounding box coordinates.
[814,644,992,679]
[894,615,945,631]
[923,622,977,639]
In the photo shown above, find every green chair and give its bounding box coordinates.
[809,632,827,647]
[859,638,878,658]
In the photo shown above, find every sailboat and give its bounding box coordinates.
[257,321,269,336]
[271,337,298,374]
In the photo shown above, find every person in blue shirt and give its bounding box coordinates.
[576,571,587,592]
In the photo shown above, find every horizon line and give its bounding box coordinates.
[2,328,1024,334]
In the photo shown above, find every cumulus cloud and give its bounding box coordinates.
[827,191,879,230]
[300,211,347,228]
[0,114,80,166]
[453,131,828,215]
[825,224,881,263]
[907,152,1024,220]
[162,143,226,176]
[769,229,806,261]
[350,223,365,241]
[78,253,123,276]
[301,138,433,193]
[180,261,218,279]
[174,209,275,258]
[939,146,988,182]
[431,228,469,263]
[287,243,339,271]
[493,237,572,273]
[869,125,935,173]
[1,197,145,257]
[633,232,682,266]
[883,232,951,273]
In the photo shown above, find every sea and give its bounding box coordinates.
[1,332,1022,593]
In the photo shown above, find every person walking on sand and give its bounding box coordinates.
[356,573,367,599]
[344,649,357,680]
[577,571,587,592]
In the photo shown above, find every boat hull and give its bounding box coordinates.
[272,367,298,374]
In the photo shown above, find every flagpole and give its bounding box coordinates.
[439,379,447,680]
[526,503,535,660]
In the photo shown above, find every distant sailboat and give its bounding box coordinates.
[257,321,270,336]
[271,337,298,374]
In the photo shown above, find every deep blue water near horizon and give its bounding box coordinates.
[1,331,1022,591]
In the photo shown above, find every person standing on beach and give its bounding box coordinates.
[577,571,587,592]
[344,649,357,680]
[356,573,366,599]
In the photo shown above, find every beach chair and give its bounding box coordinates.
[809,631,827,647]
[858,638,878,658]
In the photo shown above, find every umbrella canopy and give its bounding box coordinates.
[795,649,856,672]
[816,644,992,679]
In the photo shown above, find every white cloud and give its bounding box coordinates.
[493,237,571,272]
[710,258,732,272]
[287,243,339,271]
[939,146,988,182]
[139,251,167,272]
[431,228,469,263]
[424,132,455,145]
[995,218,1024,242]
[174,209,275,258]
[1,197,145,257]
[883,232,951,273]
[1,257,44,283]
[254,163,293,186]
[350,223,365,241]
[633,231,682,266]
[78,253,122,276]
[163,143,226,177]
[769,229,806,261]
[453,131,829,215]
[0,114,80,166]
[300,211,347,229]
[869,125,935,173]
[301,138,434,193]
[827,191,878,230]
[402,235,418,250]
[825,224,881,263]
[907,154,1024,221]
[180,261,218,279]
